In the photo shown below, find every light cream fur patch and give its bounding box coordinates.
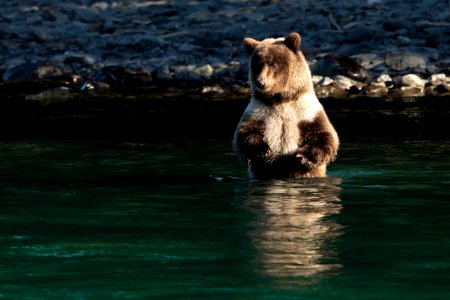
[247,92,324,156]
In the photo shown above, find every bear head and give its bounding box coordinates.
[243,32,314,104]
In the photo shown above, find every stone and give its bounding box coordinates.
[385,52,427,71]
[429,73,447,86]
[365,85,389,97]
[194,64,214,78]
[351,53,384,69]
[91,2,109,10]
[202,85,225,94]
[401,74,425,87]
[348,85,363,95]
[35,64,63,79]
[25,87,74,104]
[400,86,425,97]
[436,84,450,94]
[312,54,370,81]
[329,86,348,98]
[2,63,38,82]
[314,85,331,98]
[321,76,334,86]
[376,74,392,83]
[311,75,323,85]
[333,75,357,90]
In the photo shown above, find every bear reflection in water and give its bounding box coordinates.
[241,178,342,281]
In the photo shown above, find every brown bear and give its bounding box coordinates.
[233,32,339,179]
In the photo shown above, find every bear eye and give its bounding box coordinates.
[269,63,276,71]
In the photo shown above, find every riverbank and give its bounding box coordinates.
[1,0,449,100]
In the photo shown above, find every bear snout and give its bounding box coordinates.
[255,79,266,89]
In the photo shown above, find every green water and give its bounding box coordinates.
[1,136,449,299]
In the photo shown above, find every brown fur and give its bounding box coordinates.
[234,32,339,180]
[245,32,314,105]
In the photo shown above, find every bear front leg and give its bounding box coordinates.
[295,131,338,170]
[235,118,271,163]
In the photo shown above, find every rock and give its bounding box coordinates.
[376,74,392,83]
[116,33,166,52]
[311,75,323,85]
[2,63,38,82]
[401,74,425,87]
[25,87,74,104]
[194,64,214,78]
[333,75,357,90]
[178,42,198,53]
[426,64,439,74]
[436,84,450,94]
[348,85,363,96]
[312,75,333,86]
[429,73,447,86]
[93,66,153,88]
[329,86,348,98]
[396,36,411,45]
[351,53,384,69]
[91,2,109,10]
[314,85,332,98]
[400,86,425,97]
[59,3,100,23]
[365,85,389,97]
[385,52,427,71]
[321,76,334,86]
[202,85,225,94]
[2,63,63,82]
[170,64,214,81]
[311,54,370,82]
[425,85,438,96]
[53,52,96,66]
[35,64,63,79]
[343,23,382,44]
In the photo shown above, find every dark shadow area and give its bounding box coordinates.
[1,92,450,140]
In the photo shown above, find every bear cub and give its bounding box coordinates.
[233,32,339,179]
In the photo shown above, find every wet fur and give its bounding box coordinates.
[234,32,339,179]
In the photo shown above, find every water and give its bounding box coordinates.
[1,135,450,299]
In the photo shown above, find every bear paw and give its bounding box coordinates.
[295,153,316,169]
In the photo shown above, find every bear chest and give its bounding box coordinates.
[263,109,300,155]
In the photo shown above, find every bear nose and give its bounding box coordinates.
[255,79,265,89]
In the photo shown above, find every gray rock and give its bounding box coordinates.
[365,85,389,97]
[385,52,427,71]
[25,87,74,104]
[2,63,38,82]
[351,53,384,69]
[311,54,371,82]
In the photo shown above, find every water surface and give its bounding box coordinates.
[1,136,449,299]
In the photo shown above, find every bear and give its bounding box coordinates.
[233,32,339,180]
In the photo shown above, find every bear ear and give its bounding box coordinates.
[243,37,260,55]
[284,32,301,52]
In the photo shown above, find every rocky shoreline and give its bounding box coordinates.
[1,0,450,101]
